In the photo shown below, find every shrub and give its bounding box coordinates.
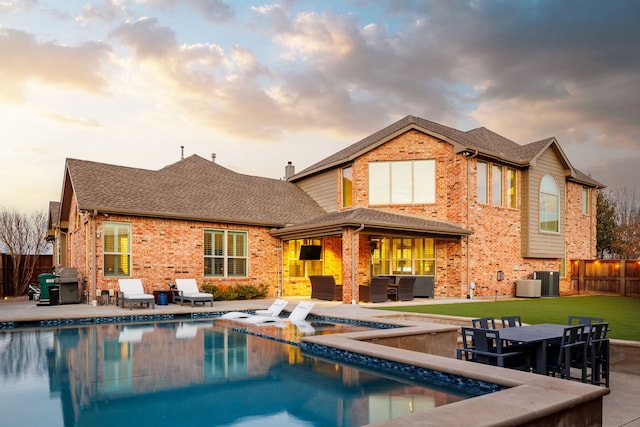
[202,283,269,301]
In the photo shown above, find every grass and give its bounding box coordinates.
[375,295,640,341]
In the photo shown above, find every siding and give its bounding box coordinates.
[295,170,338,212]
[523,148,567,258]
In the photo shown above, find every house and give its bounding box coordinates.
[48,115,603,303]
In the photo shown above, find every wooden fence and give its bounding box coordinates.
[570,259,640,297]
[0,254,53,297]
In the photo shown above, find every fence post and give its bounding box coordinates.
[620,260,626,297]
[579,260,585,295]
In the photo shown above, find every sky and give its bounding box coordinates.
[1,0,639,213]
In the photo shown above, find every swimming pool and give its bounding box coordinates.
[0,319,479,427]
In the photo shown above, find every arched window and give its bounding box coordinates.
[540,175,559,232]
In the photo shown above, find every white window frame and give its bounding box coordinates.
[204,230,248,277]
[103,222,131,277]
[540,175,559,233]
[369,160,435,205]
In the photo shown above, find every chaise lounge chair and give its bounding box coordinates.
[174,279,214,307]
[240,300,315,325]
[117,279,155,310]
[221,299,288,320]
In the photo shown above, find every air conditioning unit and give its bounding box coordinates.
[534,271,560,297]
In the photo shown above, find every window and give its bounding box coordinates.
[103,223,130,276]
[369,160,435,205]
[204,230,247,277]
[582,187,589,214]
[371,238,435,276]
[477,161,488,203]
[342,166,353,208]
[492,164,503,206]
[288,239,322,278]
[506,168,517,208]
[540,175,559,232]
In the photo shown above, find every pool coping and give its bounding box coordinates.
[301,313,609,426]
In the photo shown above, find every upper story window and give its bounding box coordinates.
[477,161,488,203]
[582,187,590,214]
[506,168,517,208]
[540,175,559,232]
[342,166,353,208]
[477,161,517,208]
[369,160,435,205]
[204,230,248,277]
[492,164,503,206]
[103,222,131,276]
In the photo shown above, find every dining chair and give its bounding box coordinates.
[567,315,604,326]
[472,317,496,329]
[501,316,522,328]
[457,327,530,371]
[546,325,588,382]
[586,322,610,387]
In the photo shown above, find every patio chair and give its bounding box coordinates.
[456,327,530,371]
[472,317,496,329]
[240,301,315,325]
[501,316,522,328]
[117,279,155,310]
[396,276,416,301]
[174,279,214,307]
[359,277,390,303]
[567,315,604,327]
[586,322,610,387]
[546,325,588,382]
[221,299,288,320]
[309,275,343,301]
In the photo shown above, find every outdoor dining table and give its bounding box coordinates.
[498,323,568,374]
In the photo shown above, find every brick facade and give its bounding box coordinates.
[56,119,600,301]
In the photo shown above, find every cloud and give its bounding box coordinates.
[75,0,129,26]
[141,0,234,22]
[110,17,179,60]
[0,28,112,103]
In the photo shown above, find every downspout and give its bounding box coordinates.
[465,151,478,298]
[91,210,97,303]
[351,224,365,304]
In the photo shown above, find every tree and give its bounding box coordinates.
[0,207,48,296]
[596,190,618,259]
[606,188,640,259]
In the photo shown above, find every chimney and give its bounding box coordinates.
[211,153,216,163]
[285,161,295,180]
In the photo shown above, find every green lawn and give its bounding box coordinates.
[375,295,640,341]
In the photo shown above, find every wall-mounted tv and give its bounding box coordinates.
[299,245,322,260]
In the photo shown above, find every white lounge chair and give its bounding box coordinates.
[117,279,155,310]
[221,299,289,320]
[241,301,315,325]
[174,279,214,307]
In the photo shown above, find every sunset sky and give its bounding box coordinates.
[1,0,639,212]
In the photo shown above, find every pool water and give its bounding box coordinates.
[0,320,467,427]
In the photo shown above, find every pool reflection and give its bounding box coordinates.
[1,321,463,427]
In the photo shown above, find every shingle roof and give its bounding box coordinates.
[64,155,325,226]
[270,207,470,238]
[292,115,604,188]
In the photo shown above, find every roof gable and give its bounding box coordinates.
[290,114,604,188]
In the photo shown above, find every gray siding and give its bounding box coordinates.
[522,148,567,258]
[295,170,338,213]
